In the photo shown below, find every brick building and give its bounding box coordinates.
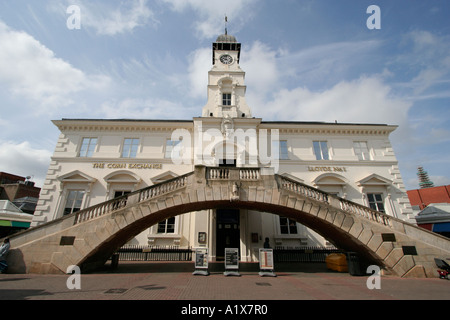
[408,185,450,238]
[0,172,41,237]
[407,185,450,211]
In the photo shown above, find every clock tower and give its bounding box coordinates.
[201,31,252,118]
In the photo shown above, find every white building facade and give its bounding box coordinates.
[32,33,413,262]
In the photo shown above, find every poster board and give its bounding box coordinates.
[224,248,239,270]
[193,248,209,276]
[259,248,276,277]
[259,249,274,270]
[224,248,240,276]
[195,248,208,269]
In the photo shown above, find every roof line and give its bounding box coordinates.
[58,118,394,126]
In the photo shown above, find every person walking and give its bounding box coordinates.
[0,238,10,273]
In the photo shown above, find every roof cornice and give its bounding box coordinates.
[52,119,194,132]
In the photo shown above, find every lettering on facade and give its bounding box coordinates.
[92,163,162,170]
[307,166,347,173]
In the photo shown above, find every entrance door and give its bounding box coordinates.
[216,209,240,261]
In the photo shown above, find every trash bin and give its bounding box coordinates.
[325,253,348,272]
[111,253,119,269]
[346,252,365,276]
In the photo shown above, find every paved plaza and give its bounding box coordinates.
[0,261,448,302]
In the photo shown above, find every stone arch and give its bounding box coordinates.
[7,167,450,277]
[78,198,383,273]
[76,171,387,273]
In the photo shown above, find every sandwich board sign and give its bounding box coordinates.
[259,248,276,277]
[193,248,209,276]
[224,248,240,276]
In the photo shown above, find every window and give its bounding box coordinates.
[114,190,131,198]
[367,193,385,213]
[279,140,289,160]
[122,138,140,158]
[222,93,232,106]
[165,139,181,159]
[63,190,85,215]
[354,141,370,160]
[79,138,97,157]
[313,141,329,160]
[279,217,298,234]
[157,217,175,234]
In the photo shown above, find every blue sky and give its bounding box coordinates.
[0,0,449,190]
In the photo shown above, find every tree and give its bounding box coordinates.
[417,166,434,189]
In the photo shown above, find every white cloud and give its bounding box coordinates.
[430,175,450,187]
[241,41,280,94]
[0,141,52,187]
[251,76,411,126]
[81,0,157,36]
[395,31,450,96]
[0,21,110,114]
[187,47,211,99]
[237,40,411,128]
[51,0,157,36]
[162,0,259,39]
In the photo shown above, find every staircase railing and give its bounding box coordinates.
[276,174,392,228]
[74,172,193,225]
[206,167,261,180]
[72,167,391,229]
[276,175,329,203]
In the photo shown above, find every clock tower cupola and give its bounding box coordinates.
[202,28,252,118]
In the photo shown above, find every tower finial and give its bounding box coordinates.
[225,15,228,35]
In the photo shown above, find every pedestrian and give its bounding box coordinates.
[263,237,271,248]
[0,238,10,273]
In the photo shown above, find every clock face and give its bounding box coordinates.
[220,54,233,65]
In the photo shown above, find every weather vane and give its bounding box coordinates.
[225,15,228,35]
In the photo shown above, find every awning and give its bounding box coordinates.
[433,222,450,232]
[0,220,30,228]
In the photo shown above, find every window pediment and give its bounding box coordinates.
[104,171,141,184]
[58,171,96,184]
[357,174,391,187]
[151,171,179,184]
[313,173,347,186]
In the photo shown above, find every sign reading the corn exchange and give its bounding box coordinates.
[92,163,162,169]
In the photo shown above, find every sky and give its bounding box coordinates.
[0,0,449,191]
